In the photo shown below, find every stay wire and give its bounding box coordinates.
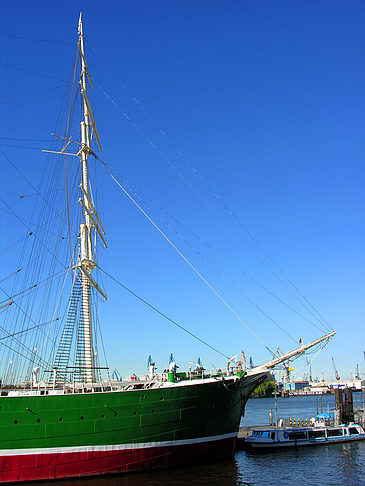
[0,33,73,45]
[0,94,66,105]
[98,87,331,335]
[0,85,69,100]
[93,152,274,356]
[64,41,80,265]
[90,43,331,332]
[0,61,67,82]
[99,266,230,360]
[0,339,52,372]
[0,197,73,271]
[0,73,78,378]
[0,150,79,240]
[0,286,58,347]
[0,269,22,284]
[0,318,60,342]
[145,207,320,342]
[0,268,67,307]
[120,177,328,334]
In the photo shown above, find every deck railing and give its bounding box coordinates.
[280,417,335,427]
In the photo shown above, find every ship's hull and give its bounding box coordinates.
[0,372,267,482]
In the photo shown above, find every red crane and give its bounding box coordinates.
[331,355,340,380]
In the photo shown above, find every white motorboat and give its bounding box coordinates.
[245,423,365,449]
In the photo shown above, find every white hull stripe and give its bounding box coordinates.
[0,432,237,457]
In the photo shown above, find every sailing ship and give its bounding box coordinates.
[0,16,335,482]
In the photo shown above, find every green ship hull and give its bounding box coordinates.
[0,372,267,482]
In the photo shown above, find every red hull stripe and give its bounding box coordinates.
[0,435,236,483]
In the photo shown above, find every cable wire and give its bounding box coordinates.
[99,266,230,360]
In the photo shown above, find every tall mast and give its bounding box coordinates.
[76,14,105,383]
[52,15,107,385]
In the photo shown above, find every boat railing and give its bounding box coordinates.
[280,417,335,427]
[0,367,240,397]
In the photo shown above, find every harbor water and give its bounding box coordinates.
[29,395,365,486]
[241,393,337,426]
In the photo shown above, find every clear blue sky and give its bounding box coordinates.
[1,1,364,381]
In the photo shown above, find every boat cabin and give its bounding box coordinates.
[246,424,365,448]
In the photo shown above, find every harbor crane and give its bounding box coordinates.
[354,364,363,380]
[331,355,340,380]
[274,347,292,387]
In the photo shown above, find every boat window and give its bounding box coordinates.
[308,429,325,438]
[288,431,307,440]
[271,432,276,440]
[348,427,359,435]
[252,431,270,438]
[327,428,343,437]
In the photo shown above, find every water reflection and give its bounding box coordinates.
[31,441,364,486]
[336,442,365,486]
[30,459,240,486]
[27,442,365,486]
[235,442,365,486]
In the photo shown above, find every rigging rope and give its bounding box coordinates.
[0,61,67,82]
[0,95,65,105]
[0,33,73,45]
[93,153,274,355]
[0,268,67,307]
[98,87,332,335]
[0,318,60,342]
[0,63,84,383]
[121,177,330,334]
[0,339,52,371]
[0,286,58,347]
[89,44,332,333]
[64,42,80,265]
[99,266,230,360]
[0,85,69,100]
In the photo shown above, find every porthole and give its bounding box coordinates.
[101,414,105,419]
[114,412,117,417]
[37,419,40,423]
[14,420,18,424]
[133,411,137,416]
[80,416,84,420]
[59,417,63,422]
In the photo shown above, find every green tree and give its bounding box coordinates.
[251,379,278,398]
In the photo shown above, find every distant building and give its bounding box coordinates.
[310,379,364,394]
[282,380,309,391]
